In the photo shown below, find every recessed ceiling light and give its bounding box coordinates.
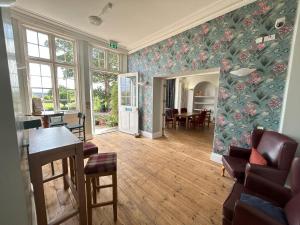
[230,68,256,77]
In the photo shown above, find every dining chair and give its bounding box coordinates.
[49,112,67,127]
[165,109,175,128]
[181,108,187,113]
[66,112,86,141]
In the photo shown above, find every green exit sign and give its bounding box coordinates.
[109,41,118,49]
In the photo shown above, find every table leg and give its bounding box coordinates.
[173,117,176,129]
[29,160,48,225]
[75,143,87,225]
[186,117,189,128]
[62,158,69,190]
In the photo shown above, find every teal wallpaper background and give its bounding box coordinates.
[128,0,298,155]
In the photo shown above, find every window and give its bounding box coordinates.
[91,47,105,69]
[29,62,54,111]
[26,29,50,59]
[25,28,78,111]
[90,46,120,72]
[107,51,119,72]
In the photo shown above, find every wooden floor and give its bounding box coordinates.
[43,126,233,225]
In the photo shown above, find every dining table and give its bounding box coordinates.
[173,112,202,128]
[27,126,87,225]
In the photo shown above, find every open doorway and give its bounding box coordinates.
[153,68,220,145]
[91,71,118,135]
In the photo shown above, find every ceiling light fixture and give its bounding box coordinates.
[88,2,113,26]
[230,68,256,77]
[0,0,16,7]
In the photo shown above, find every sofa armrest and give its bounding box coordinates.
[229,146,251,159]
[233,201,284,225]
[244,172,292,207]
[245,163,288,185]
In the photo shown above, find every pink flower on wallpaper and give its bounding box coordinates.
[231,137,239,146]
[217,15,225,21]
[244,102,257,116]
[253,1,271,15]
[212,41,221,52]
[234,112,243,121]
[167,59,174,69]
[272,63,287,74]
[215,138,224,151]
[176,52,182,60]
[167,38,175,48]
[235,82,246,91]
[181,43,190,54]
[257,43,266,51]
[239,51,250,62]
[219,87,230,100]
[154,51,160,62]
[142,48,149,57]
[199,52,208,62]
[242,132,251,146]
[247,71,261,85]
[243,18,253,27]
[224,30,234,42]
[268,97,281,109]
[217,115,227,127]
[201,23,210,35]
[279,25,293,36]
[221,58,232,72]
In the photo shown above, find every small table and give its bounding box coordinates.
[28,127,87,225]
[173,112,201,128]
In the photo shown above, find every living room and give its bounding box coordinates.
[1,0,300,225]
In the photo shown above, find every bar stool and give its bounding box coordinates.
[69,142,99,184]
[84,152,117,224]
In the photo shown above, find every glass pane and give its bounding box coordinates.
[67,79,75,89]
[38,33,49,47]
[32,88,43,98]
[55,37,74,64]
[58,78,66,87]
[39,46,50,59]
[27,43,39,57]
[29,63,41,76]
[41,64,51,76]
[41,77,52,88]
[91,47,105,69]
[31,76,42,87]
[108,52,119,71]
[43,102,54,111]
[26,30,38,44]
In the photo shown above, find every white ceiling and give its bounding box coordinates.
[14,0,249,52]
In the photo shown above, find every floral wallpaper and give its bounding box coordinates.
[128,0,298,155]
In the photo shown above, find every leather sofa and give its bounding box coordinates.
[223,157,300,225]
[222,129,298,185]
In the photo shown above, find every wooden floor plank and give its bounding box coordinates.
[43,126,233,225]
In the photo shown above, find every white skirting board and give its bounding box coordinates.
[210,152,223,164]
[141,130,163,139]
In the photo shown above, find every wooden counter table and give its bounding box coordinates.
[28,127,87,225]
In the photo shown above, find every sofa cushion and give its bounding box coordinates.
[222,155,248,180]
[249,148,267,166]
[240,193,288,225]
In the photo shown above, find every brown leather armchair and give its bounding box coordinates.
[223,157,300,225]
[222,129,298,185]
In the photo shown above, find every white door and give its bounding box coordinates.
[118,72,139,135]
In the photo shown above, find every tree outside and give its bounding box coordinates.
[92,71,118,128]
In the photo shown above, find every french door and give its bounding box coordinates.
[118,73,139,135]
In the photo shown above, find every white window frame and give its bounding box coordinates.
[23,26,80,112]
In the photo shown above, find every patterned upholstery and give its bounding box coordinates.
[85,153,117,175]
[83,142,98,158]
